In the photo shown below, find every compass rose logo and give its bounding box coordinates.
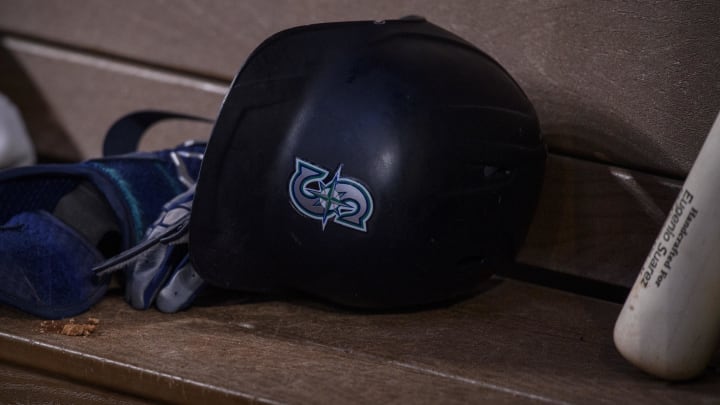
[289,158,374,232]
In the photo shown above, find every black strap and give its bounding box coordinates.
[103,111,213,156]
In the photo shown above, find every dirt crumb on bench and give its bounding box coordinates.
[39,317,100,337]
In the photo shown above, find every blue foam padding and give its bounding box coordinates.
[0,211,107,319]
[0,177,78,224]
[0,142,206,318]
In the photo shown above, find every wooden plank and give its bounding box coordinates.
[0,35,685,287]
[0,292,541,404]
[0,281,717,404]
[0,361,152,404]
[0,1,718,176]
[0,36,225,161]
[518,155,682,288]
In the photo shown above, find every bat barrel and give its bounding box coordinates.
[614,111,720,380]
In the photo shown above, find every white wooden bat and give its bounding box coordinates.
[614,111,720,380]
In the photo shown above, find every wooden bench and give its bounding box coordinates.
[0,1,718,402]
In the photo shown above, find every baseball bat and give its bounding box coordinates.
[614,111,720,380]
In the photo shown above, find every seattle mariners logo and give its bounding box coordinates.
[289,158,374,232]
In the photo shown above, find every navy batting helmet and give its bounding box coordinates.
[190,18,546,308]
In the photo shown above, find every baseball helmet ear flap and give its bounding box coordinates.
[190,18,546,308]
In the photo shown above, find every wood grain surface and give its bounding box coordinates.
[0,35,223,161]
[518,155,681,288]
[0,361,152,404]
[0,282,718,404]
[1,0,718,176]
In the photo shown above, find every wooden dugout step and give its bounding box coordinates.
[0,280,718,404]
